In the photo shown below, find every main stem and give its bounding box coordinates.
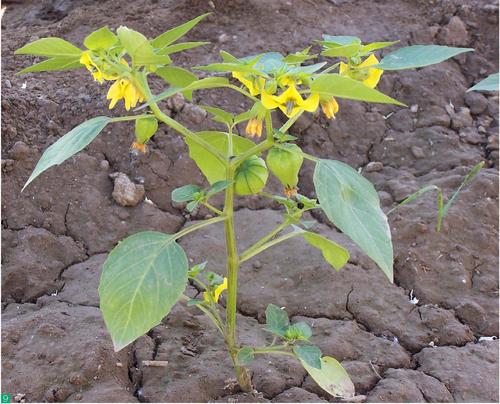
[223,164,253,392]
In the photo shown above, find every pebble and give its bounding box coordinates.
[218,33,230,43]
[410,104,419,113]
[252,260,262,269]
[464,91,488,115]
[5,79,12,88]
[365,161,384,172]
[167,93,185,112]
[109,172,145,207]
[451,107,473,130]
[411,145,425,159]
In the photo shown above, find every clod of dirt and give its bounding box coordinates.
[437,16,469,47]
[272,387,326,402]
[365,161,384,172]
[415,341,499,402]
[366,368,453,402]
[1,302,133,402]
[416,106,451,128]
[2,227,86,303]
[110,172,145,207]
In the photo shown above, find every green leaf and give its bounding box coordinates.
[295,228,349,271]
[293,345,322,369]
[300,356,355,399]
[264,304,289,337]
[194,62,263,75]
[186,200,200,212]
[310,74,405,106]
[321,43,362,58]
[158,41,210,55]
[220,50,240,63]
[251,52,287,74]
[23,116,111,191]
[200,105,234,126]
[322,35,361,45]
[17,56,82,75]
[360,41,399,54]
[83,26,118,50]
[375,45,474,70]
[15,37,82,57]
[207,180,232,196]
[284,322,312,341]
[313,159,393,281]
[236,347,255,366]
[185,131,256,184]
[99,231,188,351]
[117,26,171,66]
[138,77,230,110]
[171,184,202,203]
[155,66,198,100]
[443,162,484,217]
[468,73,499,92]
[151,13,211,49]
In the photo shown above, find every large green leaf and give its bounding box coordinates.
[99,231,188,351]
[117,26,171,66]
[310,74,405,106]
[15,37,82,57]
[155,66,198,100]
[185,131,256,184]
[322,35,361,45]
[321,43,361,58]
[313,159,393,281]
[17,56,82,75]
[295,227,349,271]
[375,45,473,70]
[23,116,111,191]
[300,356,355,398]
[84,26,118,50]
[151,13,210,49]
[468,73,499,92]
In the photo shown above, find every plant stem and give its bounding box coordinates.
[240,230,302,263]
[173,215,226,241]
[222,164,253,392]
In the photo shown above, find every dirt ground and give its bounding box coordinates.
[1,0,499,402]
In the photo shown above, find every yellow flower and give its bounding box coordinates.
[245,118,263,138]
[203,277,228,303]
[320,96,339,119]
[106,79,144,111]
[232,71,265,96]
[261,83,319,118]
[339,54,383,89]
[80,51,118,84]
[131,142,147,153]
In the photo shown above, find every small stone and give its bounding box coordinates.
[411,145,425,159]
[451,107,473,130]
[464,91,488,114]
[110,172,145,207]
[487,133,499,150]
[5,79,12,88]
[167,93,185,112]
[218,33,230,43]
[410,104,419,113]
[9,141,31,160]
[437,16,469,46]
[252,260,262,269]
[365,161,384,172]
[100,160,110,170]
[1,159,14,173]
[180,103,207,125]
[378,191,393,207]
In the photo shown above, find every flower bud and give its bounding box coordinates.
[135,117,158,144]
[266,143,303,189]
[234,156,269,195]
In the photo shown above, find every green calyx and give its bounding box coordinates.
[266,143,304,189]
[135,116,158,144]
[234,155,269,196]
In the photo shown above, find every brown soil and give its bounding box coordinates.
[1,0,499,402]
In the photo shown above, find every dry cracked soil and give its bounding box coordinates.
[1,0,499,402]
